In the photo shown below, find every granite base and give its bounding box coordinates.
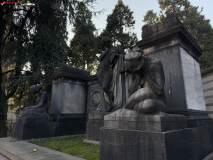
[100,109,213,160]
[100,125,213,160]
[12,114,86,140]
[104,109,187,132]
[12,116,54,140]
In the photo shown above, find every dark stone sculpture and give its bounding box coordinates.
[20,84,49,117]
[124,47,167,113]
[97,36,125,111]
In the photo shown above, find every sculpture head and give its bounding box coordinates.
[101,36,112,49]
[30,84,43,94]
[124,47,145,74]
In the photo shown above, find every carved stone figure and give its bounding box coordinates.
[20,84,49,117]
[97,36,125,111]
[124,47,167,113]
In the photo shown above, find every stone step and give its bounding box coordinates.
[0,153,10,160]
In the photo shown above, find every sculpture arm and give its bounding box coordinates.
[23,92,47,110]
[128,74,141,96]
[99,49,109,61]
[144,62,165,95]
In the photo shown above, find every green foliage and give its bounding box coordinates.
[143,10,159,25]
[0,0,100,122]
[100,0,138,52]
[33,136,99,160]
[68,2,99,73]
[143,0,213,70]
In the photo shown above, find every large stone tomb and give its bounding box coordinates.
[50,64,88,137]
[100,13,213,160]
[136,13,212,127]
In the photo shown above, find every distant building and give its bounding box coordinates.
[202,66,213,118]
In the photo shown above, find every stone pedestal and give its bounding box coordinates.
[12,116,54,140]
[86,112,109,141]
[100,125,213,160]
[51,114,86,136]
[100,109,213,160]
[104,109,187,132]
[12,114,86,140]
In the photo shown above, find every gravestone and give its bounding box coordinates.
[86,75,109,141]
[100,13,213,160]
[50,64,88,136]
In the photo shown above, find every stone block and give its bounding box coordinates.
[104,109,187,132]
[86,112,109,141]
[12,116,54,140]
[12,114,86,140]
[100,125,213,160]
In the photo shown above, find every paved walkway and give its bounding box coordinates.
[0,153,10,160]
[0,137,84,160]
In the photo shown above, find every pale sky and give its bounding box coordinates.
[67,0,213,44]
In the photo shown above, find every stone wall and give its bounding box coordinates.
[202,67,213,118]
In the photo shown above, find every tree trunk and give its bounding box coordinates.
[0,5,8,138]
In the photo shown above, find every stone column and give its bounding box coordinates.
[136,13,211,127]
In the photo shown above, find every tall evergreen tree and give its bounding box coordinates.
[100,0,138,52]
[143,0,213,70]
[0,0,100,137]
[69,2,99,73]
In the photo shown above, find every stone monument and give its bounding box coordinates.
[12,85,54,140]
[124,46,167,113]
[12,65,90,140]
[100,13,213,160]
[50,64,88,136]
[85,36,129,142]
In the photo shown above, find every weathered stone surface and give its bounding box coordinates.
[124,46,167,114]
[88,112,109,120]
[51,82,86,114]
[86,112,109,141]
[51,65,89,115]
[52,64,90,80]
[180,47,206,111]
[12,114,86,140]
[104,109,187,132]
[20,85,49,117]
[100,124,213,160]
[12,116,54,140]
[87,83,109,112]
